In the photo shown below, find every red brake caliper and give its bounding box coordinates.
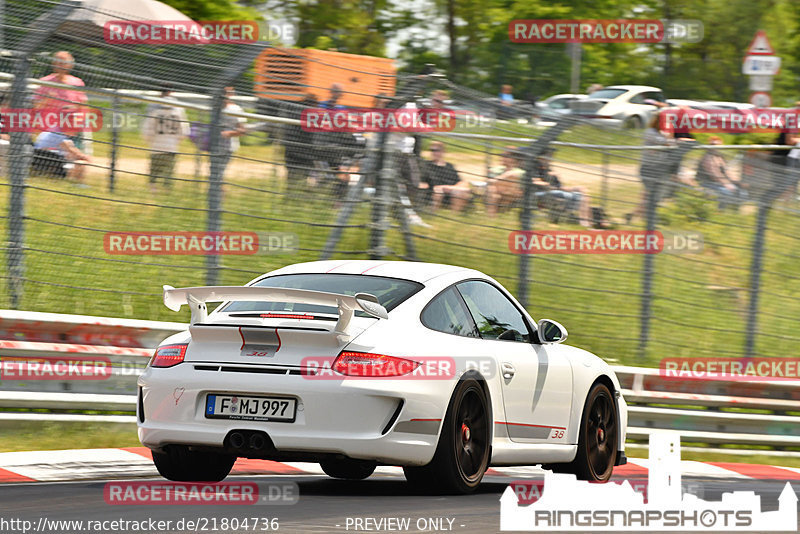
[461,422,471,442]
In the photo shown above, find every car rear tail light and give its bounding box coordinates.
[150,344,187,368]
[332,351,420,377]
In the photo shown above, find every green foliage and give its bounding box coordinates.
[158,0,263,21]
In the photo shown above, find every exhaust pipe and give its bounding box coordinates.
[229,432,245,449]
[249,433,266,450]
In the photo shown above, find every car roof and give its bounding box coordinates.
[256,260,483,284]
[545,93,585,99]
[603,85,663,92]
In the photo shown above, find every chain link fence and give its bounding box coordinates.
[2,0,800,367]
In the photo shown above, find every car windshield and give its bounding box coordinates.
[588,88,626,99]
[221,274,423,315]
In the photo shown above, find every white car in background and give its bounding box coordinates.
[536,93,586,118]
[570,85,666,128]
[138,260,628,493]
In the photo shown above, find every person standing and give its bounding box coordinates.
[627,112,675,223]
[219,86,247,171]
[141,86,190,190]
[499,85,514,105]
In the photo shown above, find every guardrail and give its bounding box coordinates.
[1,311,799,457]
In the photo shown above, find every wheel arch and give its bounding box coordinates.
[568,370,621,444]
[436,371,494,448]
[579,374,626,457]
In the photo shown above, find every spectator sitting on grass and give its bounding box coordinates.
[32,108,91,185]
[695,135,744,209]
[419,141,471,212]
[486,147,524,216]
[531,149,592,227]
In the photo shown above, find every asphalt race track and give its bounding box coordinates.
[0,470,797,534]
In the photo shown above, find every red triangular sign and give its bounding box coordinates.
[747,30,774,55]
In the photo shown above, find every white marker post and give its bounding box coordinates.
[743,30,778,108]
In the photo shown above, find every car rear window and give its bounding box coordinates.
[587,88,626,99]
[220,274,423,316]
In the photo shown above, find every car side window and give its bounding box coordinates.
[456,280,531,342]
[629,93,646,104]
[421,287,478,337]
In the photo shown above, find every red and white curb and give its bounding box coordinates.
[0,447,799,484]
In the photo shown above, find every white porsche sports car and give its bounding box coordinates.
[138,260,628,493]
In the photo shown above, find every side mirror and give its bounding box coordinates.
[537,319,568,344]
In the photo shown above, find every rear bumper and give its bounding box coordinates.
[137,364,445,465]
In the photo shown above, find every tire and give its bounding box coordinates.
[623,115,643,129]
[320,458,376,480]
[571,383,618,482]
[403,378,490,494]
[152,446,236,482]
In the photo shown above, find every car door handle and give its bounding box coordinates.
[501,362,516,380]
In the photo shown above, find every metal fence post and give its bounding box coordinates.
[108,90,119,192]
[369,132,391,259]
[517,119,572,309]
[204,46,264,286]
[743,156,795,357]
[744,203,770,357]
[637,140,694,361]
[637,179,659,360]
[601,149,609,210]
[6,0,79,308]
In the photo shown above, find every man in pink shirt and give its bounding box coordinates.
[33,51,87,113]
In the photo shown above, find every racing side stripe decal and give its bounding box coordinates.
[495,421,567,440]
[361,262,388,274]
[394,419,441,435]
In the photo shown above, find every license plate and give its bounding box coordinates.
[205,394,296,422]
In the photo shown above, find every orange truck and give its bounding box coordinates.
[254,47,397,108]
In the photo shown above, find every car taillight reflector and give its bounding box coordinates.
[150,344,187,368]
[260,313,314,319]
[332,351,420,377]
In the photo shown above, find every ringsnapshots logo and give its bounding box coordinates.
[103,20,297,45]
[300,108,457,133]
[508,231,703,255]
[103,232,298,255]
[509,19,703,44]
[501,432,798,531]
[104,481,298,505]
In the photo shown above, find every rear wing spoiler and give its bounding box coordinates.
[162,285,388,334]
